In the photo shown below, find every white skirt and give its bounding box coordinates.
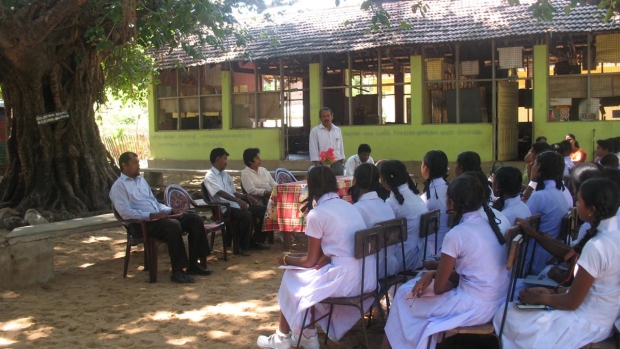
[493,303,614,349]
[385,279,502,349]
[277,255,377,341]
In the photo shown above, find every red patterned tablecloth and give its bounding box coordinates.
[263,176,353,233]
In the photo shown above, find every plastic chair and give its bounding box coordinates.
[296,225,382,349]
[164,184,228,261]
[429,233,525,349]
[200,182,240,255]
[374,217,408,317]
[519,213,541,278]
[275,168,298,184]
[112,204,162,283]
[420,209,441,261]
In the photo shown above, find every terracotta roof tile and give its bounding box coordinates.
[153,0,620,69]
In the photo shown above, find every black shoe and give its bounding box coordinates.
[249,242,271,250]
[170,271,196,283]
[186,265,214,276]
[239,249,251,256]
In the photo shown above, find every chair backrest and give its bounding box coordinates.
[520,213,541,277]
[559,208,578,244]
[498,233,524,340]
[526,213,541,233]
[164,184,194,211]
[419,209,440,238]
[353,225,382,297]
[200,182,211,202]
[111,204,125,224]
[374,217,408,279]
[275,168,297,184]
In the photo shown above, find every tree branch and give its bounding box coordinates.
[28,0,88,45]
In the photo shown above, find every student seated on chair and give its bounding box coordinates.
[349,163,396,277]
[380,160,428,272]
[204,147,269,257]
[109,152,213,284]
[256,166,374,349]
[494,177,620,349]
[420,150,450,257]
[491,166,531,226]
[381,173,509,349]
[344,143,374,176]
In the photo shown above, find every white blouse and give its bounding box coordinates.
[240,166,277,196]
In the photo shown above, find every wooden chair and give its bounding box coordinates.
[112,204,162,283]
[200,182,240,255]
[429,233,525,349]
[420,209,441,261]
[374,217,408,317]
[580,329,620,349]
[519,213,541,278]
[296,226,382,349]
[164,184,228,261]
[275,168,297,184]
[559,207,578,245]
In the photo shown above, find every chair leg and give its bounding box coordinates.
[123,240,131,278]
[210,231,216,253]
[358,305,370,349]
[297,308,311,349]
[147,239,158,283]
[221,226,227,261]
[324,304,334,345]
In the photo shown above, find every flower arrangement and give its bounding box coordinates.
[319,148,337,166]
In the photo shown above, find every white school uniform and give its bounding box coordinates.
[564,156,575,177]
[495,216,620,349]
[277,193,375,341]
[525,180,570,275]
[385,212,509,349]
[574,207,620,246]
[420,178,450,257]
[500,196,532,226]
[354,191,397,277]
[386,184,429,271]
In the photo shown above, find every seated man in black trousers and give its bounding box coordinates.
[204,148,269,256]
[110,152,213,284]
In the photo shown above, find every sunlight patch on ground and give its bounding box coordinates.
[0,317,32,331]
[0,291,20,300]
[26,328,52,341]
[246,270,278,279]
[79,263,96,268]
[81,236,113,243]
[206,330,232,340]
[151,311,174,321]
[178,293,201,301]
[166,336,196,345]
[113,251,126,259]
[0,337,16,346]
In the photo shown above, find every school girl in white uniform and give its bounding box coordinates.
[495,177,620,349]
[350,163,397,277]
[257,166,375,349]
[380,160,428,272]
[381,172,509,349]
[492,166,532,225]
[419,150,450,258]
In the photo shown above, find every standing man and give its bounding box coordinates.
[345,143,374,176]
[309,107,346,175]
[110,152,213,284]
[204,148,269,256]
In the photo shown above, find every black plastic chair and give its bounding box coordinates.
[420,209,441,261]
[374,217,408,317]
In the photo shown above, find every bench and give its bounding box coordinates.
[142,168,307,187]
[0,214,121,289]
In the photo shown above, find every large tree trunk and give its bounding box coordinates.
[0,46,118,213]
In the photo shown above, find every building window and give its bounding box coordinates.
[231,60,308,129]
[548,33,620,122]
[156,65,223,131]
[322,50,411,125]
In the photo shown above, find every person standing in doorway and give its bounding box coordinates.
[309,107,345,175]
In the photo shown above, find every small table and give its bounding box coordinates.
[263,176,354,249]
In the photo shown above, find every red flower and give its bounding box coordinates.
[319,148,337,165]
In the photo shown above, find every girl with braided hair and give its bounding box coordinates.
[495,177,620,349]
[380,160,428,271]
[524,150,570,275]
[257,166,375,349]
[420,150,450,257]
[350,163,397,277]
[381,173,509,349]
[492,166,531,225]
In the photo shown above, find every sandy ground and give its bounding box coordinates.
[0,228,386,349]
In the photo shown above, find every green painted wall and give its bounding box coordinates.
[309,63,321,128]
[533,44,549,141]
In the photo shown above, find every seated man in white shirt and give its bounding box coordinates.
[204,148,269,256]
[309,107,346,175]
[240,147,277,205]
[109,152,213,284]
[344,143,374,176]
